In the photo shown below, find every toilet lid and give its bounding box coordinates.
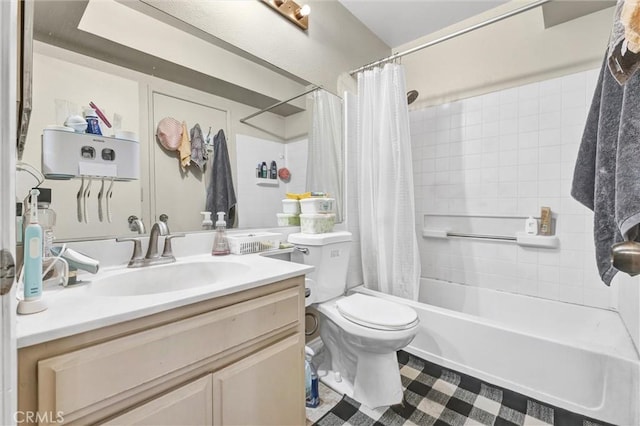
[335,293,419,331]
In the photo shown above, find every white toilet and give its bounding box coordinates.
[288,231,419,408]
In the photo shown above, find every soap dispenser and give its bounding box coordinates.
[212,212,230,256]
[200,211,213,230]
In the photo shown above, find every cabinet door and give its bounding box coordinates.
[212,334,304,426]
[101,375,213,426]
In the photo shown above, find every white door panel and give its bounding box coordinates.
[1,0,19,424]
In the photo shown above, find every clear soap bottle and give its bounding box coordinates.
[212,212,230,256]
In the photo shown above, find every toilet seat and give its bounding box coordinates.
[335,293,419,331]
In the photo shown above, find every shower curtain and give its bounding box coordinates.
[307,89,343,222]
[356,63,420,300]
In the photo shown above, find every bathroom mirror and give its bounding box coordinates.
[18,0,345,240]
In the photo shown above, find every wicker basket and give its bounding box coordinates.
[226,232,284,255]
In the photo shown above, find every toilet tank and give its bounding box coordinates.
[288,231,352,303]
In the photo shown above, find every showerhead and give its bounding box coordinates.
[407,90,419,105]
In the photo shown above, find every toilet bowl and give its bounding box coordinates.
[316,293,419,408]
[287,232,419,408]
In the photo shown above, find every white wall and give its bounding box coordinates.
[410,68,620,310]
[235,134,307,229]
[400,4,615,108]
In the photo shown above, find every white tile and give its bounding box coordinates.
[464,124,482,140]
[539,180,561,197]
[498,182,518,197]
[538,128,562,147]
[562,106,587,127]
[482,105,501,123]
[561,125,584,144]
[499,150,518,166]
[519,115,539,133]
[466,110,482,126]
[539,94,561,114]
[518,131,539,149]
[538,163,562,181]
[538,281,560,299]
[481,153,500,169]
[499,165,518,182]
[518,181,538,197]
[562,89,586,110]
[498,198,518,215]
[482,137,500,153]
[482,92,501,107]
[518,148,538,165]
[519,98,539,117]
[499,133,518,150]
[482,122,500,138]
[517,197,539,215]
[539,112,562,130]
[435,129,450,144]
[518,164,538,182]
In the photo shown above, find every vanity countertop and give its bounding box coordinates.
[16,253,313,348]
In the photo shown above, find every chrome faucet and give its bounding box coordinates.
[144,221,170,264]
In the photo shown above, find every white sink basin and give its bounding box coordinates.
[86,261,251,297]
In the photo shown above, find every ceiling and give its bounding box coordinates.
[337,0,511,48]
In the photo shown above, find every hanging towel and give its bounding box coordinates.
[608,0,640,84]
[205,129,237,226]
[189,123,207,171]
[571,55,640,285]
[178,121,191,169]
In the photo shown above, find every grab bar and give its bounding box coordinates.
[447,232,516,242]
[422,229,558,249]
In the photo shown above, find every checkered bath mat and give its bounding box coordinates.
[314,351,610,426]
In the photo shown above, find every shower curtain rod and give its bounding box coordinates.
[349,0,551,75]
[239,85,321,123]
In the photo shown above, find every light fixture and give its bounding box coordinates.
[262,0,310,31]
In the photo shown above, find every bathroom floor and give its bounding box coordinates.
[307,351,610,426]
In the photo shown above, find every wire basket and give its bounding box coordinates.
[227,232,284,255]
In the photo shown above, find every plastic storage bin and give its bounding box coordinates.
[226,232,283,254]
[300,198,335,214]
[300,214,335,234]
[282,199,301,214]
[277,213,301,226]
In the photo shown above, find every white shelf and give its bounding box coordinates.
[255,178,279,187]
[422,229,559,249]
[515,232,559,249]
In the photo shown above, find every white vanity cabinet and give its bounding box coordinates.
[18,277,305,425]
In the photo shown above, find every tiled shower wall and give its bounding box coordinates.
[410,68,619,310]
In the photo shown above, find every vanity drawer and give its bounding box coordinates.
[37,287,301,423]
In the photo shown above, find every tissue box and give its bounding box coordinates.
[300,214,335,234]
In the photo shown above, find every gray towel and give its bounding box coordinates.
[189,123,207,171]
[608,0,640,85]
[571,55,640,285]
[205,129,237,227]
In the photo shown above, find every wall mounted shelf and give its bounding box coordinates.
[255,178,279,187]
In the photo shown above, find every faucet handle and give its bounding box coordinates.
[161,233,185,260]
[116,237,144,268]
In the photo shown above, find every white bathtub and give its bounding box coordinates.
[354,279,640,426]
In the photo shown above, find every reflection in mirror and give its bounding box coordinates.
[18,1,346,241]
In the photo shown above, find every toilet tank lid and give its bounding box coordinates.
[288,231,352,246]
